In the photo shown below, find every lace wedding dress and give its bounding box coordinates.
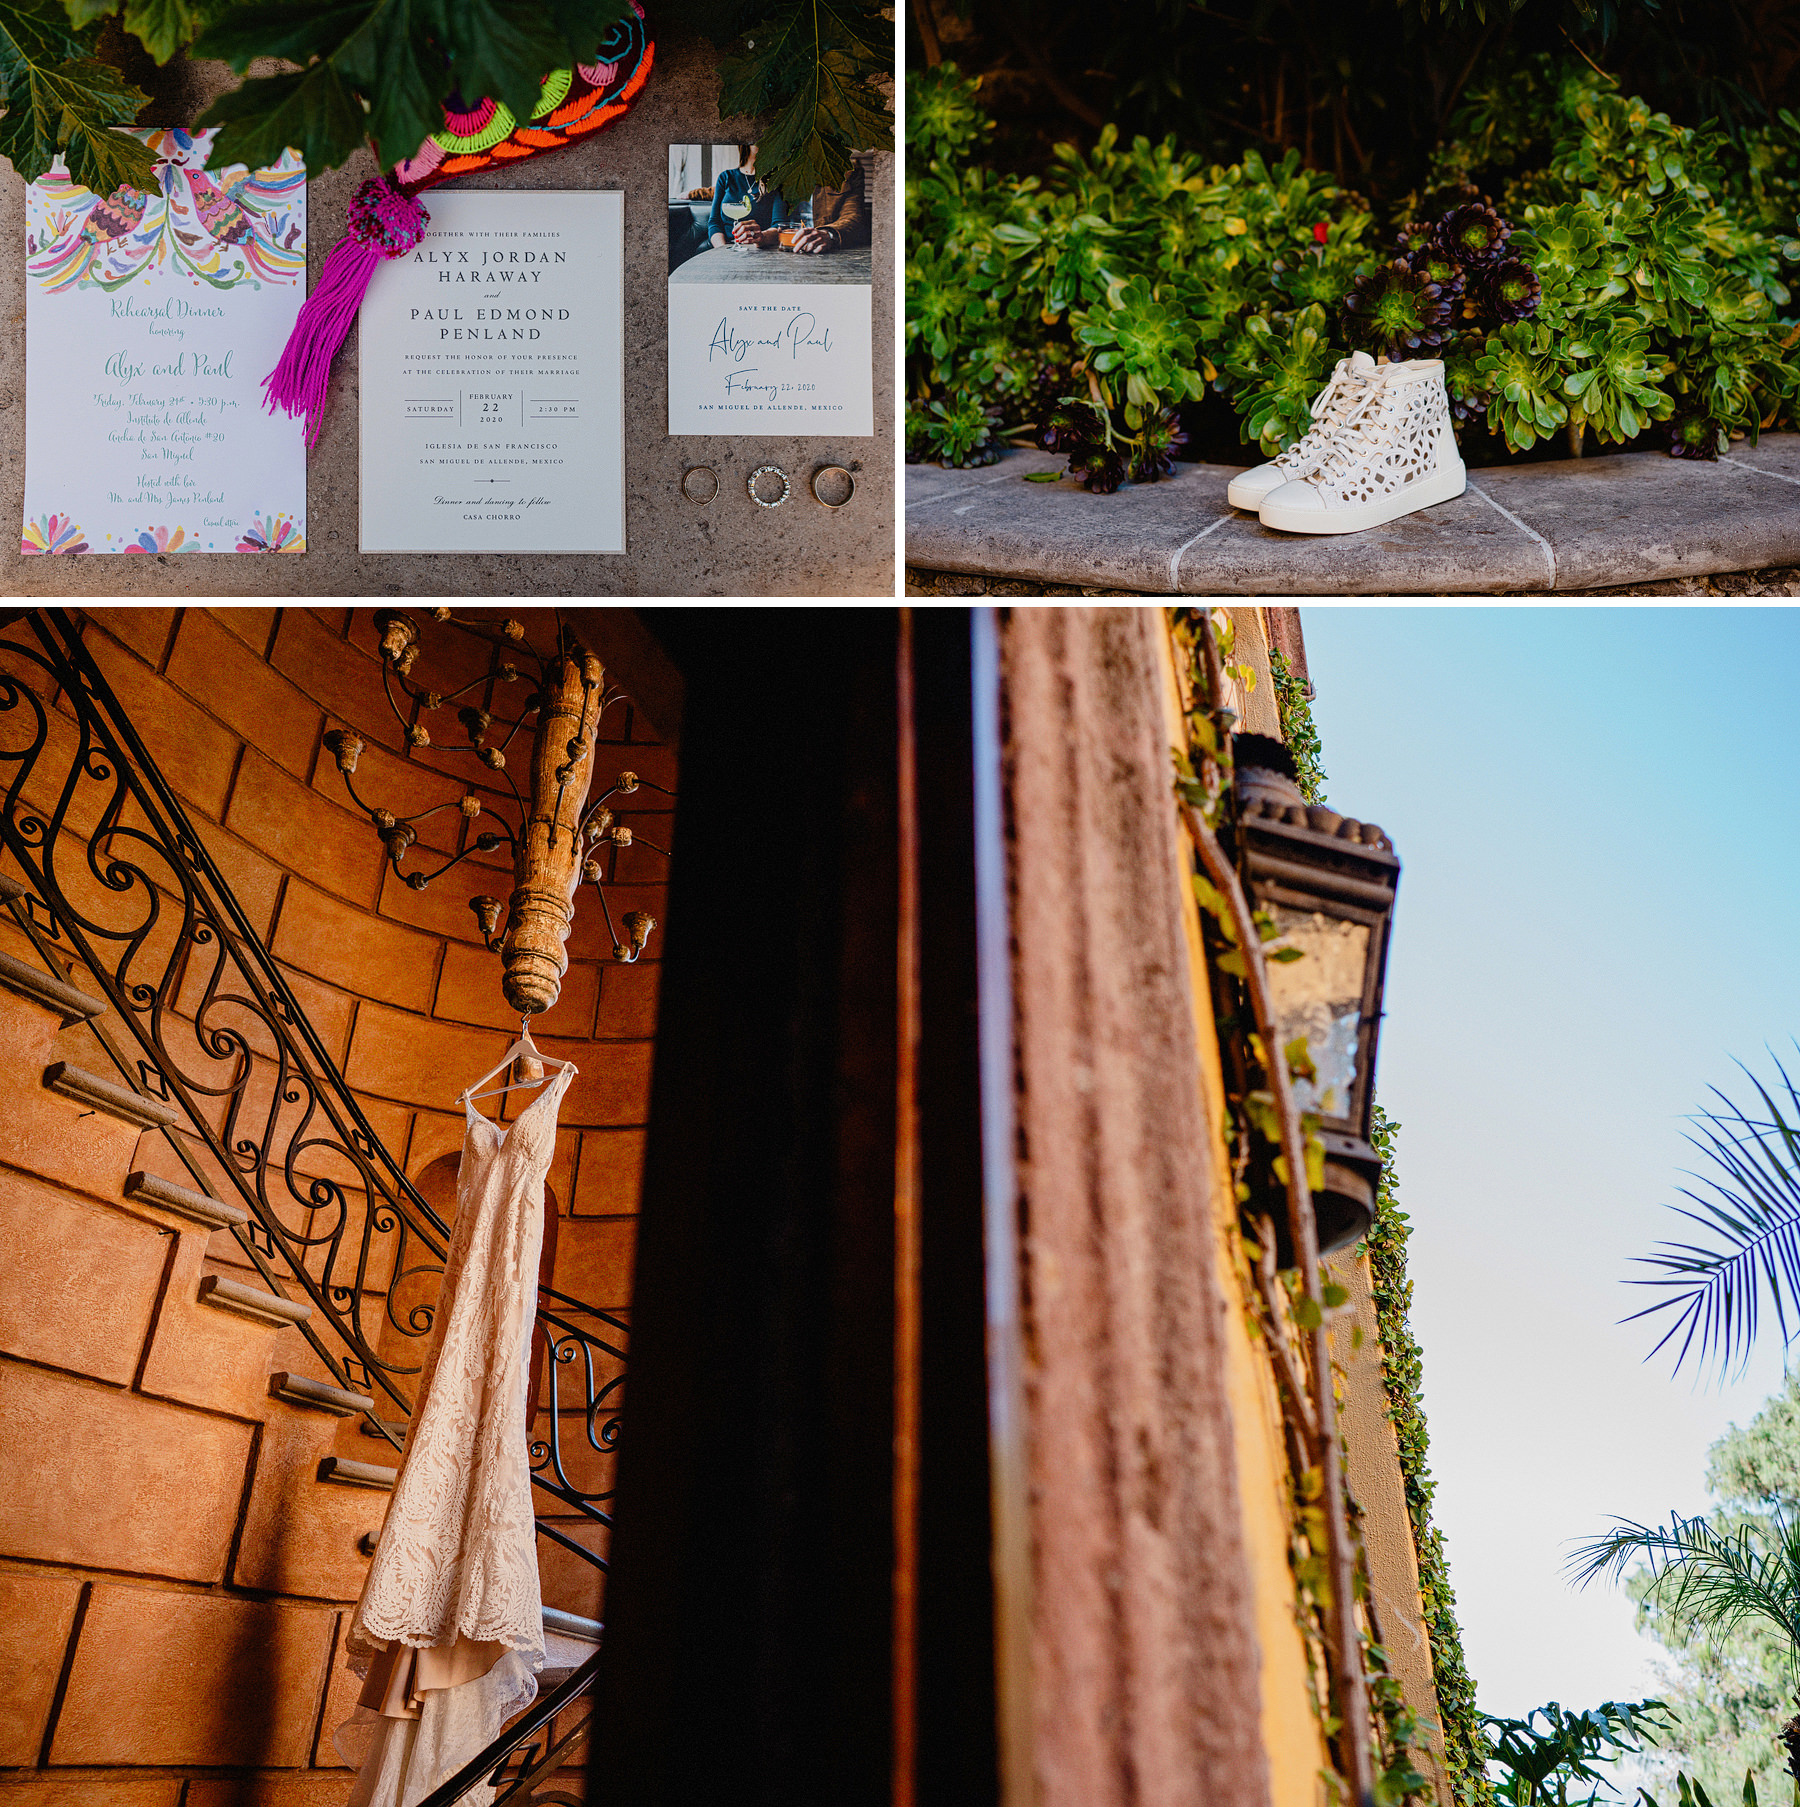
[335,1060,578,1807]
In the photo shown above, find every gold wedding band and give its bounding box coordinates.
[811,465,856,509]
[680,465,720,504]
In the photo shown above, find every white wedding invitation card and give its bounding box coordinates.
[358,189,625,554]
[23,127,307,556]
[665,144,874,435]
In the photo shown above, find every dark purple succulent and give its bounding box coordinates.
[1068,444,1127,492]
[1481,257,1541,324]
[1666,409,1725,459]
[1401,230,1465,302]
[1129,407,1189,483]
[1438,200,1511,268]
[1341,260,1456,360]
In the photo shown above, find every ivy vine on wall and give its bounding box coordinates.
[1271,642,1491,1807]
[1366,1108,1494,1807]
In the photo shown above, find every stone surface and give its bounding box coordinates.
[269,880,441,1015]
[0,38,894,598]
[553,1216,639,1309]
[1478,446,1800,591]
[0,1780,182,1806]
[0,1570,82,1764]
[0,1363,252,1581]
[527,1034,655,1128]
[51,1584,334,1767]
[907,449,1228,593]
[0,1170,172,1384]
[344,1002,511,1112]
[573,1128,647,1216]
[233,1410,380,1603]
[537,1521,609,1623]
[906,436,1800,594]
[434,937,599,1038]
[186,1782,356,1807]
[135,1229,325,1420]
[997,609,1271,1807]
[0,1002,145,1207]
[313,1619,362,1769]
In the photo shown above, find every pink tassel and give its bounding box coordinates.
[264,179,430,448]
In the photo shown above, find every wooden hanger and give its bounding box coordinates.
[458,1018,573,1107]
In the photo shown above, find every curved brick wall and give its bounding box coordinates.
[0,606,674,1805]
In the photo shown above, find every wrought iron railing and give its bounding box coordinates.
[0,609,627,1802]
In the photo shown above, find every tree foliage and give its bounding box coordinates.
[0,0,154,185]
[1630,1054,1800,1382]
[1630,1373,1800,1800]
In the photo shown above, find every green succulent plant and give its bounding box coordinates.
[1074,275,1209,421]
[1218,306,1342,457]
[905,55,1799,475]
[1561,323,1674,444]
[1473,323,1570,451]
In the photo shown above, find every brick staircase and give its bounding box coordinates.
[0,902,605,1807]
[0,608,655,1807]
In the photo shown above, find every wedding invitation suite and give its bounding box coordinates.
[665,144,874,435]
[358,190,625,554]
[23,128,307,556]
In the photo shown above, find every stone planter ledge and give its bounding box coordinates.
[905,434,1800,595]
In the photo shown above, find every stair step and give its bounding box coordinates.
[196,1273,312,1328]
[0,948,106,1026]
[359,1419,408,1444]
[318,1456,397,1491]
[541,1607,603,1645]
[270,1371,375,1417]
[44,1061,181,1133]
[124,1170,249,1232]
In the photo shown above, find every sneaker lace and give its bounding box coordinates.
[1306,383,1392,488]
[1275,361,1377,472]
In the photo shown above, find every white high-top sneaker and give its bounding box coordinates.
[1257,359,1466,535]
[1225,351,1380,511]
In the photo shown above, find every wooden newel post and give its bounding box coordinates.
[501,651,605,1016]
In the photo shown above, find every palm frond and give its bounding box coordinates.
[1626,1052,1800,1379]
[1566,1508,1800,1672]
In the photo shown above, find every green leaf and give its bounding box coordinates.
[120,0,208,61]
[193,0,366,68]
[540,0,631,62]
[1267,945,1305,963]
[1322,1282,1349,1308]
[1293,1292,1323,1330]
[0,1,155,187]
[201,62,365,174]
[1023,470,1062,482]
[331,0,450,170]
[756,42,890,198]
[718,0,891,201]
[433,0,566,138]
[60,0,118,26]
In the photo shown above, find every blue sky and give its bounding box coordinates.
[1303,604,1800,1719]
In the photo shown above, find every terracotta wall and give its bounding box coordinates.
[0,606,673,1806]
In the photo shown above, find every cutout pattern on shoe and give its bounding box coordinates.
[1307,377,1443,509]
[1274,356,1379,479]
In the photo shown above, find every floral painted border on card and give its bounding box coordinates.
[27,129,304,296]
[22,514,89,555]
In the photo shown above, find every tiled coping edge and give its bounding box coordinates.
[904,437,1800,596]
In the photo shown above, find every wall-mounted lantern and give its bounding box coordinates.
[1233,736,1400,1254]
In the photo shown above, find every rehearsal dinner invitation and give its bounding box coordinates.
[358,190,625,554]
[23,128,307,556]
[666,144,874,435]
